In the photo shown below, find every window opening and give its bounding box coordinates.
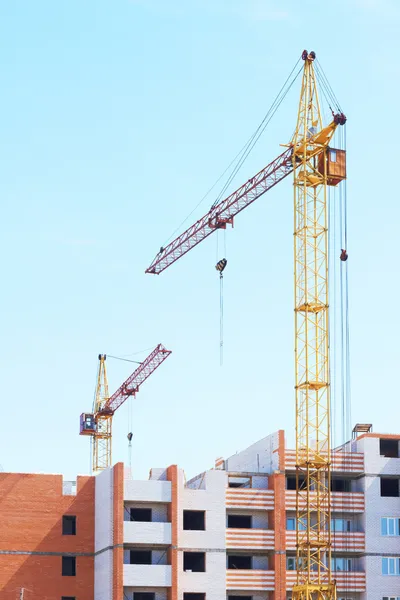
[380,439,399,458]
[183,510,205,530]
[183,552,206,572]
[183,595,206,600]
[62,556,76,577]
[381,478,400,497]
[62,516,76,536]
[134,594,156,600]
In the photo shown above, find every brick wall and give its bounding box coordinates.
[0,472,94,600]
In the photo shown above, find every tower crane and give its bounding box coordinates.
[146,51,347,600]
[80,343,172,472]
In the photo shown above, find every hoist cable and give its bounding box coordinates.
[220,273,224,366]
[212,62,303,208]
[160,56,303,248]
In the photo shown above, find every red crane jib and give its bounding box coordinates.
[146,148,293,275]
[103,344,172,414]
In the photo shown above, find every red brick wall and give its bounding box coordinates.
[112,463,124,600]
[0,472,94,600]
[166,465,178,600]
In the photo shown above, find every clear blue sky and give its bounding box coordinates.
[1,0,399,480]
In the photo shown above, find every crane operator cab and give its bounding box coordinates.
[318,147,346,186]
[79,413,96,435]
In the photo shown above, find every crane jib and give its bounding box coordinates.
[145,148,293,275]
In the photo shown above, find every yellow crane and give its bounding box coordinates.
[80,344,172,472]
[146,50,346,600]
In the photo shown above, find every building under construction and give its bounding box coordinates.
[1,426,400,599]
[1,47,395,600]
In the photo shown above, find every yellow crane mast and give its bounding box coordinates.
[145,49,347,600]
[291,50,346,600]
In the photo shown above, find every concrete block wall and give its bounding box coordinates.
[95,467,114,600]
[178,468,227,600]
[224,432,280,474]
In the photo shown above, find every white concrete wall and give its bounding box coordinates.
[178,469,227,600]
[225,431,279,474]
[123,564,172,587]
[95,467,114,600]
[124,521,172,545]
[124,479,172,503]
[356,436,400,600]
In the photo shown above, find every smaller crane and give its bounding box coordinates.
[80,344,172,472]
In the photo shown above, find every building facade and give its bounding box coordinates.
[1,429,400,600]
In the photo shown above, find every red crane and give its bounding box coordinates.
[145,148,293,275]
[80,343,172,471]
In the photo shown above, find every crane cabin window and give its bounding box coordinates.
[330,149,337,162]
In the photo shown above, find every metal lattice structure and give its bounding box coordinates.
[291,52,340,600]
[82,344,172,472]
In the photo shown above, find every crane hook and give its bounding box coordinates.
[340,249,348,262]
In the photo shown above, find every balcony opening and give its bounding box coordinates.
[130,507,152,522]
[286,476,305,490]
[331,478,351,492]
[228,514,252,529]
[183,510,205,530]
[381,477,400,497]
[183,552,206,572]
[183,595,206,600]
[228,555,252,569]
[228,476,251,488]
[62,515,76,535]
[331,557,353,572]
[62,556,76,577]
[380,438,399,458]
[130,550,152,565]
[134,594,156,600]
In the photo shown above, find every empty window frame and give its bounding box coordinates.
[380,439,399,458]
[331,478,351,493]
[183,510,205,530]
[228,514,252,529]
[183,552,205,572]
[286,476,305,490]
[382,517,400,536]
[130,507,152,522]
[228,597,252,600]
[133,594,156,600]
[62,556,76,576]
[382,557,400,575]
[381,478,400,497]
[228,555,252,570]
[183,595,206,600]
[62,515,76,535]
[130,550,152,565]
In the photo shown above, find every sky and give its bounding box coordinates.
[1,0,399,481]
